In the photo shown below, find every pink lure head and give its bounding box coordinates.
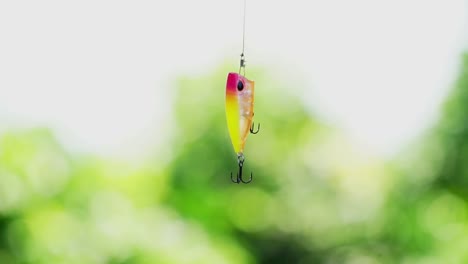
[226,72,247,94]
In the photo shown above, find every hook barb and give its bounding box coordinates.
[250,122,260,134]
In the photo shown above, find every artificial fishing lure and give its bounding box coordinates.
[225,0,259,184]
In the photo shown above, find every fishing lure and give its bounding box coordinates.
[225,0,259,184]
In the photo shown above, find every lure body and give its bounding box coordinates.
[225,72,255,155]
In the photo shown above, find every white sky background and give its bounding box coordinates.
[0,0,467,161]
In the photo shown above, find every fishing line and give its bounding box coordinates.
[241,0,246,55]
[239,0,246,75]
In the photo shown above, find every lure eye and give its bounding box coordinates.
[237,80,244,91]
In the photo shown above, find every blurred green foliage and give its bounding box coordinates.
[1,55,468,263]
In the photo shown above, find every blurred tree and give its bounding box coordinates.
[5,55,468,263]
[436,53,468,193]
[380,53,468,264]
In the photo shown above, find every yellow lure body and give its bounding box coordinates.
[225,72,255,155]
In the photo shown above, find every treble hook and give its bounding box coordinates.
[230,154,253,184]
[250,122,260,134]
